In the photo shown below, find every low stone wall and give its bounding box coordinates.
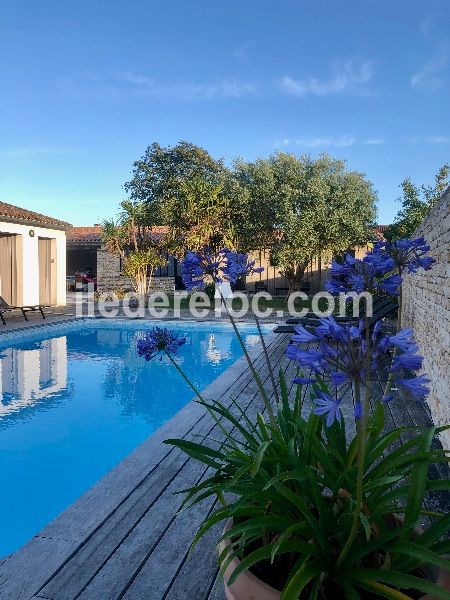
[402,187,450,445]
[96,250,175,293]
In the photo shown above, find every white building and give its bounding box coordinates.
[0,202,70,306]
[0,336,68,415]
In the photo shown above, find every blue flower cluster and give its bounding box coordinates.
[325,254,402,296]
[365,236,435,275]
[222,251,264,285]
[325,237,435,298]
[136,327,187,361]
[287,317,429,425]
[181,248,264,290]
[181,249,226,290]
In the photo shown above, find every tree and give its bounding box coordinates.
[387,164,449,240]
[101,199,167,297]
[124,141,226,224]
[233,153,377,293]
[124,141,235,255]
[122,248,166,297]
[166,176,236,255]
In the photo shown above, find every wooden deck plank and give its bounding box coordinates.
[124,347,297,600]
[36,334,288,600]
[71,339,289,600]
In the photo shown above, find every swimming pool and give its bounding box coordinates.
[0,319,272,556]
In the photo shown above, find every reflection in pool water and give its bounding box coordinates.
[0,320,271,556]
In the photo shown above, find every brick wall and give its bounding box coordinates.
[96,250,175,293]
[402,187,450,444]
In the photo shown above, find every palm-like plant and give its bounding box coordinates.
[122,248,167,297]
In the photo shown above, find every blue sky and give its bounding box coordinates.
[1,0,449,226]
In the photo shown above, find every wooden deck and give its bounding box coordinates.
[0,330,446,600]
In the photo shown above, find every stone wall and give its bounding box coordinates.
[96,250,175,293]
[402,187,450,444]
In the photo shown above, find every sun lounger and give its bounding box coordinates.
[0,296,47,325]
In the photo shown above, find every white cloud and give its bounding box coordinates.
[281,60,373,96]
[424,136,450,144]
[275,135,356,148]
[419,15,433,37]
[411,43,449,90]
[121,73,257,100]
[362,138,384,145]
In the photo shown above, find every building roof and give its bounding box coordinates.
[67,226,103,245]
[0,201,71,230]
[67,224,390,248]
[67,225,169,247]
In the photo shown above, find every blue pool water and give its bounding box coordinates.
[0,319,271,556]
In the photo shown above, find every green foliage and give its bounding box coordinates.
[165,376,450,599]
[232,153,377,292]
[166,176,236,255]
[387,164,449,240]
[122,248,166,296]
[124,140,227,223]
[123,141,236,254]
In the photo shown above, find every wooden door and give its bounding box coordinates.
[0,234,17,305]
[38,238,52,305]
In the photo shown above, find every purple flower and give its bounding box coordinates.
[181,248,264,289]
[222,251,264,285]
[382,329,417,353]
[391,350,423,372]
[286,344,328,371]
[292,376,316,385]
[367,237,435,275]
[326,253,400,296]
[291,324,323,344]
[286,317,430,422]
[136,327,187,361]
[313,392,343,426]
[379,274,403,295]
[181,249,225,290]
[354,402,362,419]
[395,375,431,400]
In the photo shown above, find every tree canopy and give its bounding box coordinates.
[232,152,377,291]
[386,164,449,240]
[124,141,235,254]
[105,142,379,293]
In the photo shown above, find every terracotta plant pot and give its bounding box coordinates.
[218,520,450,600]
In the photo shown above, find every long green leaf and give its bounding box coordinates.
[390,541,450,572]
[281,559,323,600]
[351,568,450,599]
[354,579,415,599]
[250,440,271,476]
[164,439,224,468]
[405,427,435,525]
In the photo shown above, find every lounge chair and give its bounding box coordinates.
[275,297,398,334]
[285,296,393,325]
[0,296,47,325]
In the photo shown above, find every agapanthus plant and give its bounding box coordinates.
[181,248,226,290]
[181,247,278,412]
[287,317,430,421]
[181,247,264,290]
[366,236,435,275]
[325,253,402,296]
[222,250,264,284]
[136,326,187,361]
[138,235,450,599]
